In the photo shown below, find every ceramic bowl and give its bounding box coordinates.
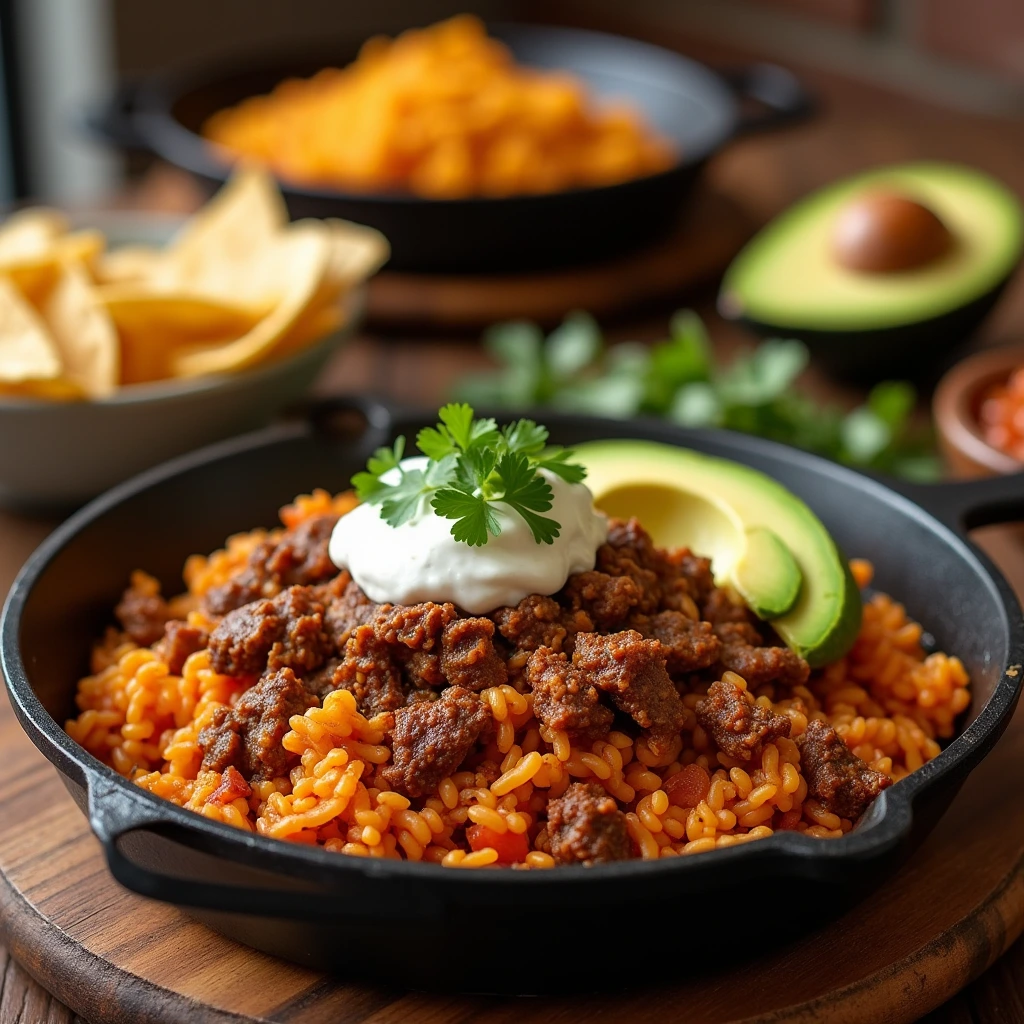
[0,211,360,509]
[933,344,1024,478]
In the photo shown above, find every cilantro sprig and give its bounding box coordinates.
[351,403,586,547]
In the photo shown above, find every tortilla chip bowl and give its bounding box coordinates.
[0,210,364,509]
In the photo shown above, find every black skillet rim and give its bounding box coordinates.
[2,411,1023,892]
[129,21,735,209]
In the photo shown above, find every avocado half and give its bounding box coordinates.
[719,163,1023,382]
[576,439,862,667]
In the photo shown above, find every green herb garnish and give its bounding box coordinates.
[352,403,586,547]
[456,310,941,482]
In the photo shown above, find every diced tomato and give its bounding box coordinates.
[776,809,803,831]
[466,824,529,865]
[209,765,251,806]
[664,763,711,809]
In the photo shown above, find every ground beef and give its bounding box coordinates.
[440,618,508,690]
[160,620,209,675]
[526,647,614,741]
[392,649,444,689]
[208,586,331,678]
[633,610,721,675]
[302,656,342,699]
[695,676,792,761]
[677,551,716,602]
[703,588,763,637]
[198,668,317,780]
[373,601,456,651]
[546,782,631,865]
[561,571,641,630]
[204,514,339,615]
[262,514,338,588]
[115,574,171,646]
[322,575,377,646]
[333,625,407,716]
[596,520,661,614]
[716,624,811,687]
[379,686,491,798]
[572,630,686,754]
[492,594,591,654]
[799,718,892,820]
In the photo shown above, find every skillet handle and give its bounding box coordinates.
[87,773,444,922]
[893,472,1024,534]
[80,79,150,152]
[719,64,815,135]
[301,392,397,458]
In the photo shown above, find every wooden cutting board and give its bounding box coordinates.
[0,519,1021,1024]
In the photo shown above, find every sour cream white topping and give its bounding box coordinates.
[329,457,608,613]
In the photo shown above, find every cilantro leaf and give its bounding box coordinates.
[534,446,587,483]
[352,436,406,501]
[508,504,561,545]
[379,468,430,527]
[493,452,558,544]
[415,425,456,461]
[432,487,501,547]
[354,402,586,547]
[502,418,548,456]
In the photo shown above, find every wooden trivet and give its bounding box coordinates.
[364,187,754,331]
[0,531,1021,1024]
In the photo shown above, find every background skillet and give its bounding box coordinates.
[2,397,1022,992]
[86,24,811,271]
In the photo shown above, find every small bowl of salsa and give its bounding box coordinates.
[933,344,1024,477]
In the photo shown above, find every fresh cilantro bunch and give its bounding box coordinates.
[456,310,941,482]
[352,403,586,547]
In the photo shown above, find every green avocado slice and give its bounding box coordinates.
[719,162,1023,332]
[575,440,862,667]
[733,526,802,620]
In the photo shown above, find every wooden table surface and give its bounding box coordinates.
[2,24,1024,1022]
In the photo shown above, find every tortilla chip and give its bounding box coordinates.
[94,244,164,286]
[43,262,119,398]
[0,225,105,306]
[97,288,265,384]
[0,208,69,263]
[0,274,61,382]
[151,166,289,307]
[172,223,331,377]
[322,218,390,291]
[272,301,347,359]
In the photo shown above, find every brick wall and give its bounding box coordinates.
[534,0,1024,116]
[746,0,1024,81]
[916,0,1024,81]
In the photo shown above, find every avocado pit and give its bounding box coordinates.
[833,190,953,273]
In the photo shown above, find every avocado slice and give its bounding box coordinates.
[718,163,1023,380]
[576,440,862,667]
[733,525,802,620]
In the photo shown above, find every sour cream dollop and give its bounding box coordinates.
[329,457,608,613]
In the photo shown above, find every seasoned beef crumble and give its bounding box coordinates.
[546,782,631,865]
[198,668,318,780]
[799,718,892,820]
[695,676,791,762]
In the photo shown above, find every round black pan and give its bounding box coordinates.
[86,24,812,271]
[3,398,1023,993]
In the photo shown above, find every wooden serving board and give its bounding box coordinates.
[0,526,1022,1024]
[363,187,755,331]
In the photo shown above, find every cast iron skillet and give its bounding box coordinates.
[86,24,811,271]
[3,398,1023,993]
